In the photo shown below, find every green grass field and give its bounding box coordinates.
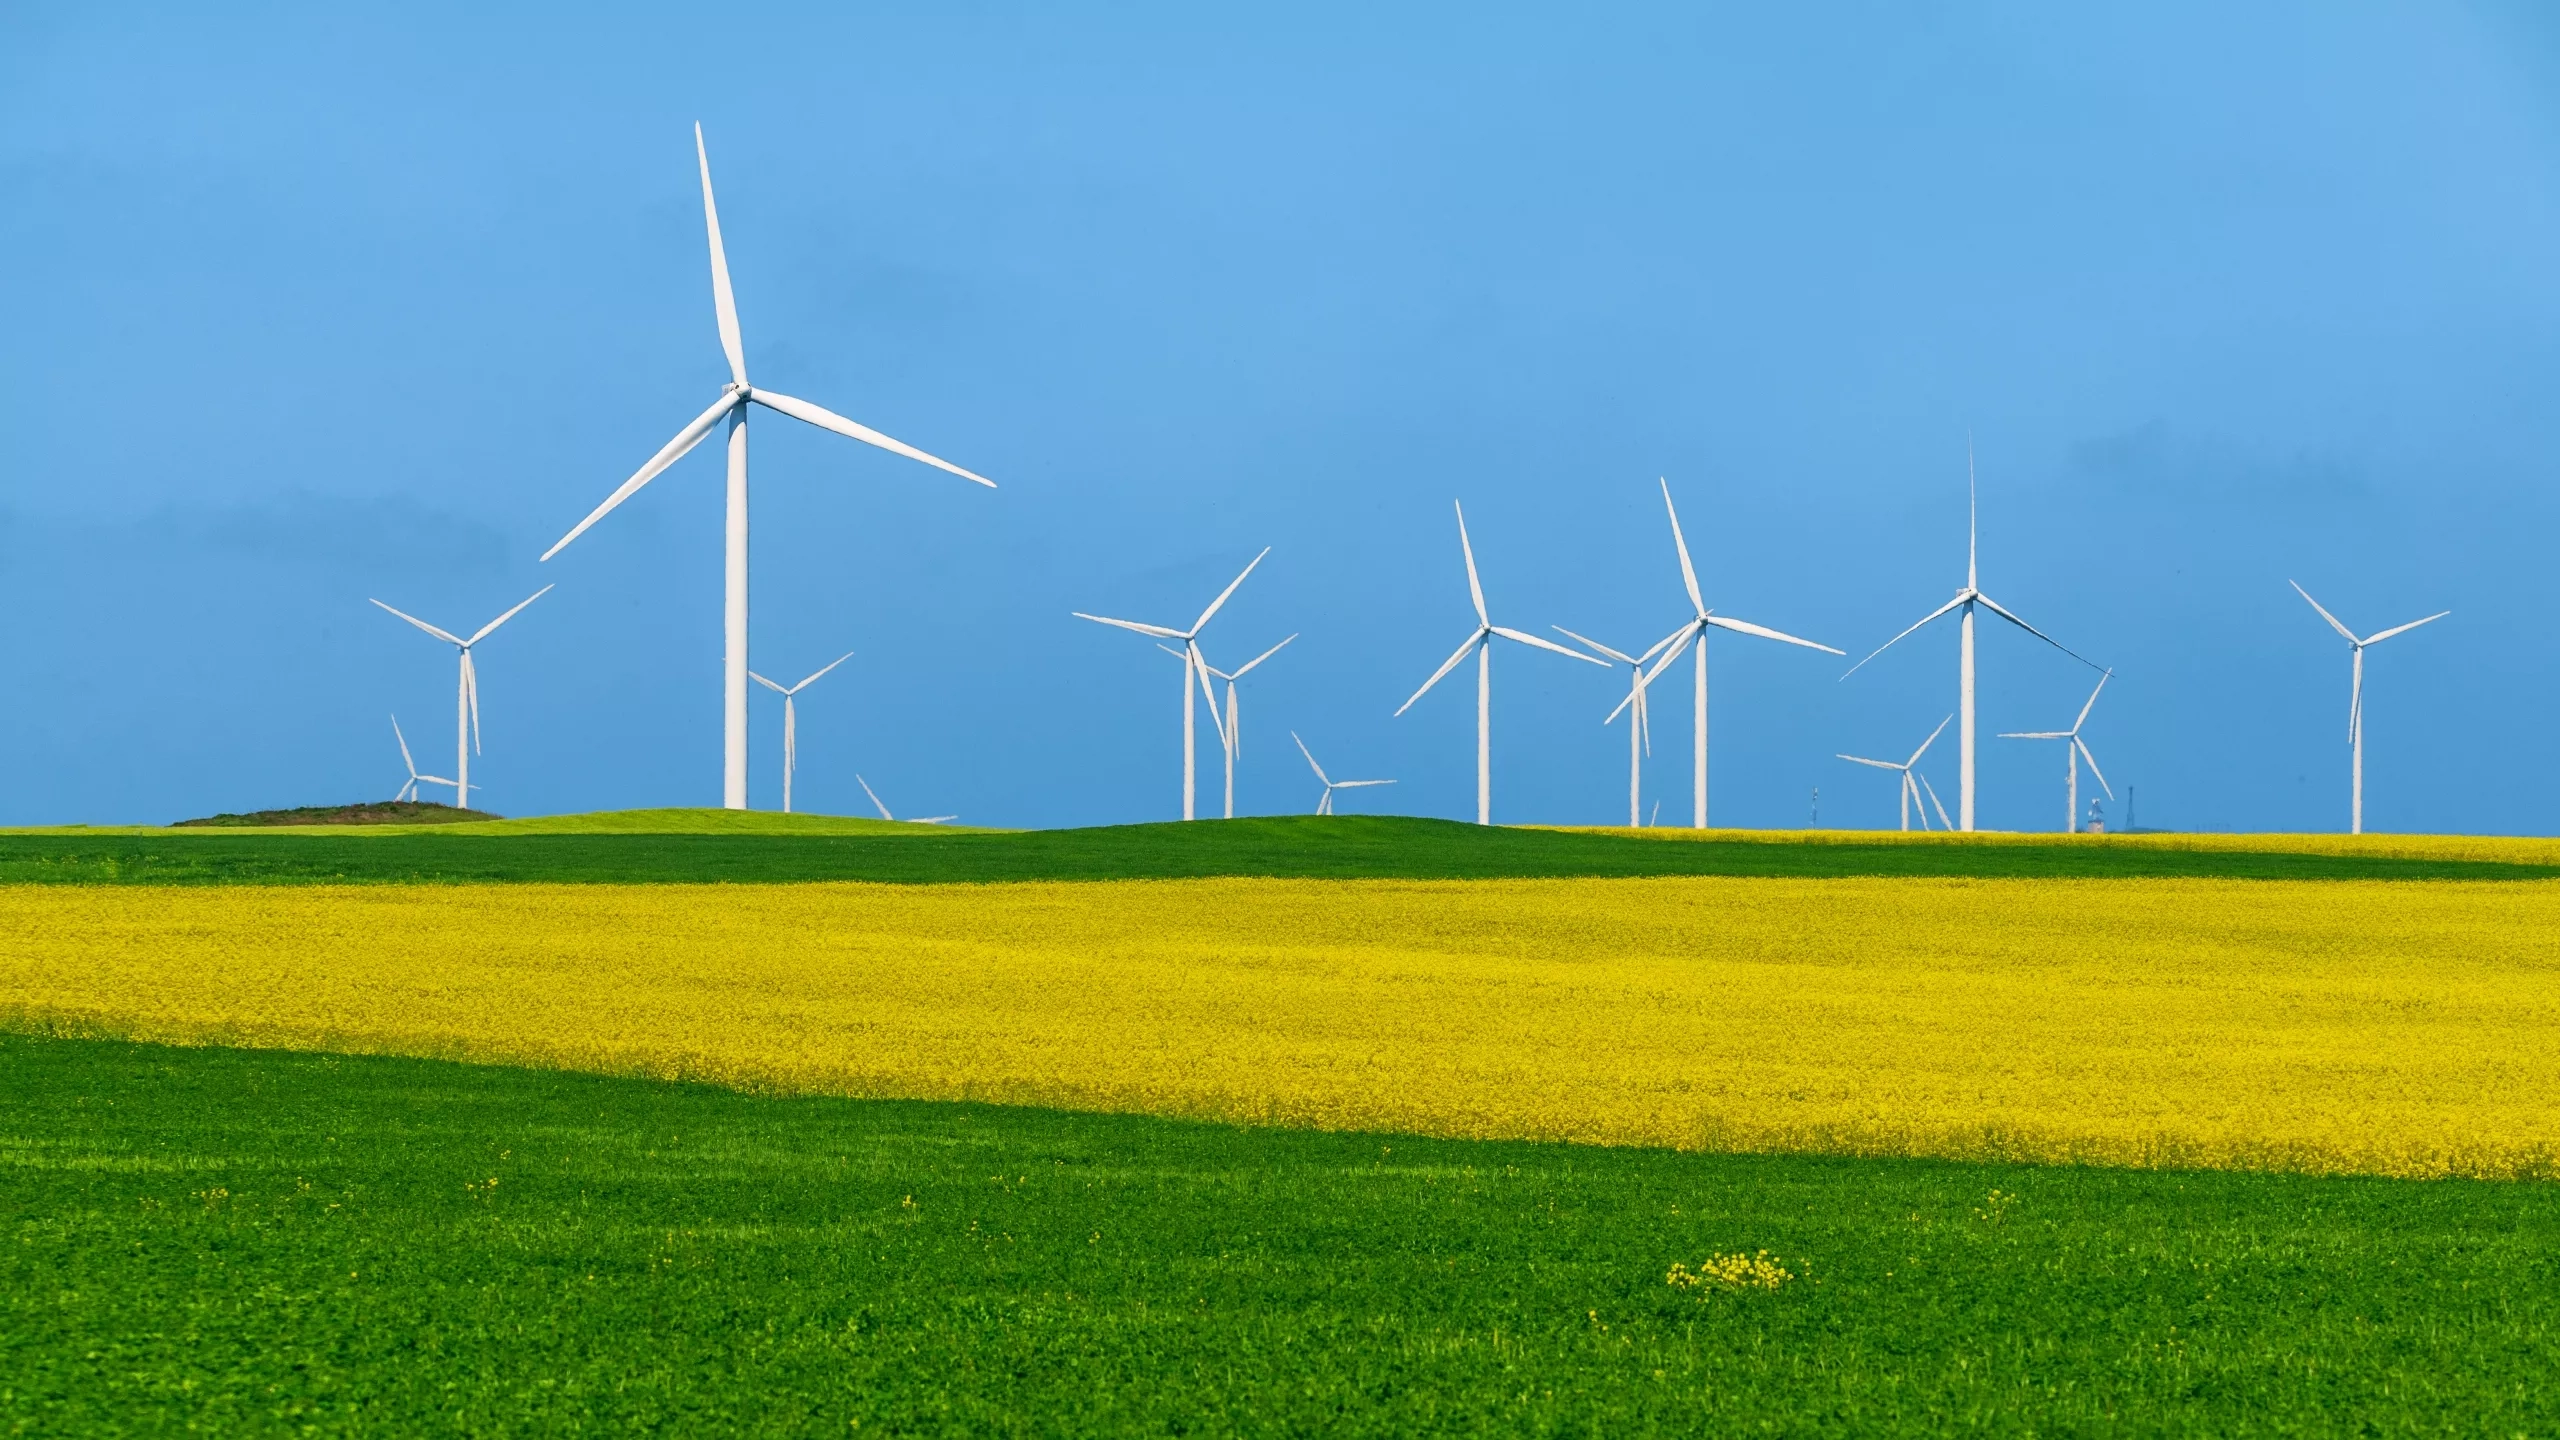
[4,813,2554,885]
[4,1032,2553,1436]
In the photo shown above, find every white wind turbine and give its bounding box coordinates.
[1397,502,1608,825]
[1074,550,1268,820]
[1182,635,1296,819]
[855,775,956,825]
[1999,669,2114,833]
[389,714,459,806]
[1842,448,2096,830]
[1634,480,1841,828]
[2292,581,2449,835]
[1838,715,1956,832]
[749,651,854,815]
[1553,626,1682,827]
[1291,732,1395,815]
[371,586,551,813]
[540,125,993,812]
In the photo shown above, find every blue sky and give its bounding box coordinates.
[5,3,2556,831]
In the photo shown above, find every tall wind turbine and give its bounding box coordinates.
[855,775,956,825]
[1554,626,1682,827]
[1397,502,1608,825]
[1291,732,1394,815]
[371,587,550,812]
[1636,480,1841,828]
[1189,635,1296,819]
[1999,669,2114,833]
[1842,448,2096,830]
[1837,715,1955,832]
[1074,550,1268,820]
[2292,581,2449,835]
[540,125,994,811]
[390,714,458,806]
[749,651,854,815]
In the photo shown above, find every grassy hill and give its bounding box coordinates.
[0,813,2554,885]
[172,800,500,827]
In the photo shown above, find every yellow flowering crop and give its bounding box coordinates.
[3,876,2556,1180]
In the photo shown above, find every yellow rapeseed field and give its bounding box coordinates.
[3,876,2556,1179]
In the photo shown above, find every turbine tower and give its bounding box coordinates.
[1074,550,1268,820]
[1999,669,2114,833]
[1837,715,1955,832]
[2291,581,2449,835]
[749,651,854,815]
[1641,479,1841,827]
[1291,732,1394,815]
[541,125,993,810]
[1843,446,2096,830]
[371,586,550,812]
[1396,502,1607,825]
[1188,635,1296,819]
[1553,626,1681,827]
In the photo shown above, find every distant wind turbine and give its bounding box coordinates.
[539,124,993,812]
[1638,480,1841,828]
[1553,625,1682,827]
[1291,732,1394,815]
[371,586,550,812]
[855,774,956,825]
[1185,635,1296,819]
[1842,445,2096,830]
[389,714,458,806]
[2291,581,2449,835]
[1397,502,1607,825]
[1838,715,1955,832]
[750,651,854,815]
[1999,669,2114,833]
[1074,550,1268,820]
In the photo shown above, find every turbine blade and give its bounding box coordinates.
[464,650,483,755]
[1837,754,1903,771]
[795,650,857,691]
[1973,592,2098,668]
[1455,501,1488,626]
[369,599,464,647]
[1998,731,2070,739]
[855,774,894,821]
[2077,737,2113,799]
[1919,771,1955,830]
[1641,623,1700,687]
[1230,633,1296,678]
[542,391,741,561]
[1291,730,1330,786]
[749,671,787,694]
[1397,631,1485,716]
[466,584,554,646]
[2072,668,2113,733]
[1907,713,1954,767]
[2290,580,2360,644]
[1336,779,1393,788]
[1660,478,1706,616]
[1491,625,1610,665]
[1188,547,1271,635]
[2362,611,2451,646]
[750,389,995,488]
[914,816,958,825]
[392,714,417,775]
[1703,613,1844,655]
[1190,643,1228,751]
[1551,625,1634,665]
[1637,626,1687,666]
[1841,593,1967,680]
[1073,612,1184,639]
[696,124,747,388]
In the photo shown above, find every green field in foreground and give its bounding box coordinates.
[4,1033,2553,1435]
[3,813,2555,884]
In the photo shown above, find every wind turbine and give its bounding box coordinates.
[1180,635,1297,819]
[855,775,956,825]
[389,714,458,806]
[1999,669,2114,833]
[1838,715,1955,832]
[1397,502,1608,825]
[1842,446,2096,830]
[2292,581,2449,835]
[1291,732,1394,815]
[1553,626,1682,827]
[539,125,993,812]
[1636,480,1842,828]
[371,587,550,812]
[1074,550,1268,820]
[749,651,854,815]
